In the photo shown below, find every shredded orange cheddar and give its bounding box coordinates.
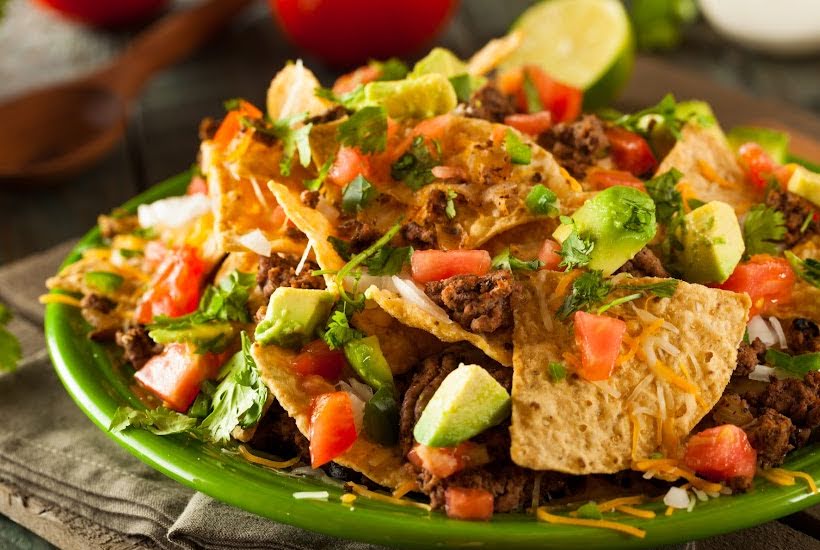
[597,496,644,512]
[665,506,675,516]
[697,159,737,188]
[555,270,583,299]
[537,508,646,539]
[629,412,640,460]
[559,166,583,193]
[38,294,82,307]
[616,505,656,519]
[769,468,818,494]
[392,481,417,499]
[345,482,430,511]
[238,445,299,469]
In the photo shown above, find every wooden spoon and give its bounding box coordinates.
[0,0,252,185]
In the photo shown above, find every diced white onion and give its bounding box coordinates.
[346,391,365,434]
[391,276,451,323]
[236,229,273,257]
[692,488,708,502]
[656,379,667,420]
[748,364,778,382]
[642,339,658,367]
[345,274,397,295]
[316,197,340,224]
[656,338,681,358]
[339,378,374,403]
[627,374,654,403]
[137,194,211,229]
[747,315,777,347]
[768,317,787,349]
[664,486,690,509]
[249,177,270,209]
[591,380,621,399]
[292,491,330,500]
[294,239,314,275]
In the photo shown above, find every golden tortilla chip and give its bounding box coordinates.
[46,253,145,308]
[250,343,416,489]
[657,123,755,215]
[266,60,332,121]
[768,235,820,321]
[510,271,750,474]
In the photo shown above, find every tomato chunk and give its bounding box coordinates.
[408,442,490,479]
[587,168,646,192]
[309,391,358,468]
[499,66,582,123]
[738,142,778,189]
[186,175,208,196]
[135,246,207,324]
[213,100,263,149]
[573,311,626,381]
[292,340,346,380]
[134,344,224,412]
[444,487,494,521]
[537,239,563,271]
[684,424,757,484]
[329,146,371,187]
[504,112,552,136]
[410,250,492,283]
[605,127,657,177]
[719,254,795,316]
[332,64,381,95]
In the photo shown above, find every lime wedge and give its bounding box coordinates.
[502,0,635,109]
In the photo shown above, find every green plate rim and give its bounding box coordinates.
[45,170,820,549]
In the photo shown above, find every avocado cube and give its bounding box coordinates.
[352,74,458,120]
[409,47,468,79]
[675,100,716,128]
[413,363,511,448]
[553,186,657,276]
[344,336,394,391]
[787,165,820,208]
[254,287,333,348]
[727,126,790,164]
[677,201,744,284]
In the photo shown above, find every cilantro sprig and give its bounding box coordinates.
[110,406,197,436]
[338,105,388,154]
[602,93,706,140]
[556,270,679,319]
[322,310,364,350]
[491,248,543,272]
[556,218,594,271]
[240,113,312,176]
[341,175,378,213]
[391,136,441,190]
[645,168,683,224]
[742,204,786,257]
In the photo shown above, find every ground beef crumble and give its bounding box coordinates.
[765,187,818,247]
[616,247,669,278]
[337,219,380,253]
[402,221,438,250]
[456,84,516,123]
[734,337,767,377]
[786,318,820,354]
[115,326,163,369]
[257,254,325,302]
[538,115,609,180]
[80,294,120,341]
[424,271,515,333]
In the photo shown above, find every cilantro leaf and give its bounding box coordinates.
[556,270,611,319]
[341,175,378,213]
[604,94,690,140]
[522,71,543,113]
[645,168,683,224]
[328,236,353,261]
[373,58,409,81]
[240,114,313,177]
[334,223,404,310]
[491,248,543,272]
[525,184,559,217]
[785,251,820,289]
[557,220,594,271]
[364,245,413,276]
[743,204,786,257]
[0,302,21,373]
[304,156,333,191]
[322,310,365,350]
[548,362,566,382]
[391,136,440,190]
[445,190,457,219]
[110,406,197,436]
[198,332,268,443]
[338,105,387,154]
[504,129,531,165]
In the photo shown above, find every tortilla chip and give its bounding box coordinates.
[510,271,750,474]
[657,123,755,215]
[365,286,512,367]
[46,254,144,308]
[481,219,560,260]
[251,343,416,489]
[266,60,332,121]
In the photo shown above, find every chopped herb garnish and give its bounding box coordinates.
[603,94,695,140]
[504,129,531,165]
[322,310,365,350]
[548,362,567,382]
[338,105,387,154]
[241,113,313,176]
[373,58,409,81]
[391,136,440,190]
[765,348,820,378]
[645,168,683,224]
[110,406,197,436]
[785,251,820,289]
[117,248,143,259]
[84,271,124,294]
[132,226,157,240]
[223,97,242,112]
[0,302,21,373]
[334,223,404,310]
[445,190,458,219]
[522,71,543,113]
[341,175,378,213]
[557,219,594,271]
[597,293,643,314]
[304,156,334,191]
[363,245,413,276]
[800,212,813,234]
[743,204,786,257]
[525,184,559,217]
[491,248,543,272]
[576,501,603,520]
[328,236,353,261]
[556,270,611,319]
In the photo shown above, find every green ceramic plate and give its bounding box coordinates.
[45,170,820,549]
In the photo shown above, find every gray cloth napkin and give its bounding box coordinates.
[0,243,818,550]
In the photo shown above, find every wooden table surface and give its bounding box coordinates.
[2,0,820,548]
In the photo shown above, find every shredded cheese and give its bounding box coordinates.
[651,361,704,406]
[758,469,795,487]
[766,468,819,494]
[39,294,82,307]
[554,270,582,300]
[629,412,640,460]
[249,177,270,210]
[345,482,430,511]
[559,167,583,193]
[676,182,696,213]
[615,505,656,519]
[392,481,417,499]
[597,496,644,511]
[697,159,737,189]
[238,445,300,469]
[537,508,646,539]
[665,506,675,516]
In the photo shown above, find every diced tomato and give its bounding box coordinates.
[292,340,346,380]
[408,442,490,479]
[719,254,795,316]
[332,64,381,95]
[573,311,627,381]
[271,204,288,230]
[213,100,263,149]
[537,239,563,271]
[738,142,778,189]
[504,66,582,123]
[503,112,552,136]
[186,175,208,196]
[412,114,453,142]
[587,168,647,192]
[604,127,657,177]
[683,424,757,484]
[444,487,494,521]
[134,344,225,412]
[309,391,358,468]
[410,250,492,283]
[135,246,207,324]
[328,146,371,186]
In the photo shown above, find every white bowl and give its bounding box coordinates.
[698,0,820,55]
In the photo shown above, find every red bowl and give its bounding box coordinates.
[34,0,169,27]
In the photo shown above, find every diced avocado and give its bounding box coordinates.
[413,363,511,447]
[409,47,468,79]
[787,165,820,208]
[149,321,234,349]
[553,186,657,276]
[254,288,333,348]
[676,201,744,284]
[727,126,790,164]
[344,335,394,391]
[675,100,716,128]
[353,74,458,120]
